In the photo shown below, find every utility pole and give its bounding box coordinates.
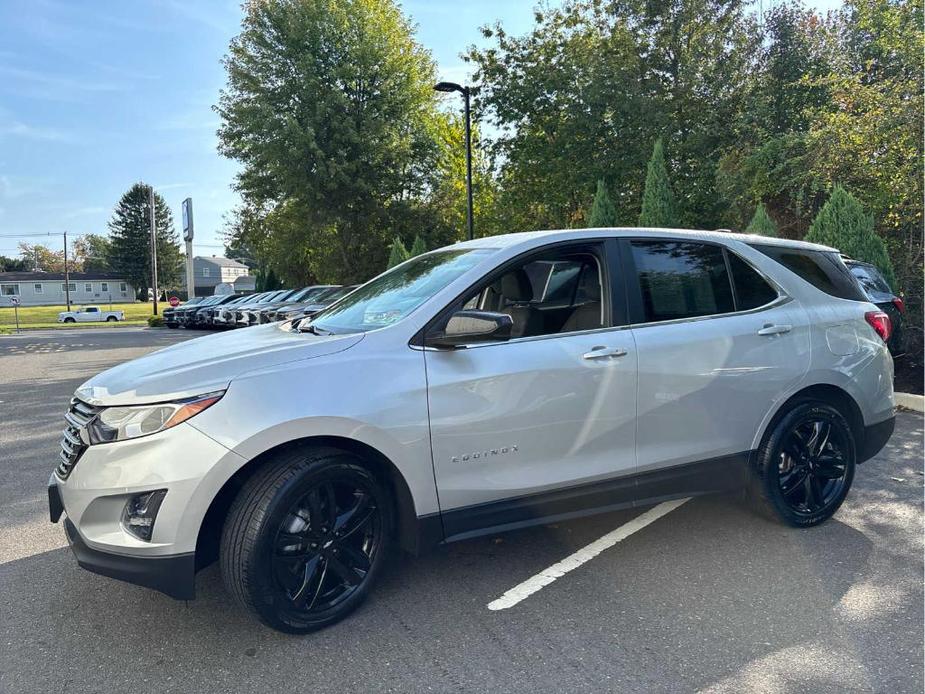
[148,186,159,315]
[63,230,71,311]
[434,81,475,240]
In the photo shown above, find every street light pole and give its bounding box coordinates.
[434,81,474,241]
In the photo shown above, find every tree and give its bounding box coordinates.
[805,185,895,289]
[745,203,777,237]
[16,243,67,273]
[108,182,183,296]
[638,139,678,227]
[587,179,618,227]
[73,234,113,272]
[0,255,30,272]
[217,0,442,284]
[386,236,410,269]
[409,235,427,258]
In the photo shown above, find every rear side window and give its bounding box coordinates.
[728,252,779,310]
[751,245,865,301]
[630,241,734,322]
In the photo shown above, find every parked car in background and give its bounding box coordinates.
[57,306,124,323]
[50,228,895,633]
[164,298,204,329]
[234,289,294,327]
[843,258,905,357]
[257,285,340,324]
[207,293,255,328]
[280,285,359,324]
[188,294,244,329]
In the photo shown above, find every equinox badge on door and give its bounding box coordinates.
[451,445,519,464]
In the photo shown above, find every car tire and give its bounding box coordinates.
[749,399,856,527]
[220,448,393,633]
[63,317,75,323]
[106,316,117,322]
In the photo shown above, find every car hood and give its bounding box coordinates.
[75,324,364,405]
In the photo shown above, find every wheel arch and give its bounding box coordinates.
[195,435,436,569]
[753,382,865,454]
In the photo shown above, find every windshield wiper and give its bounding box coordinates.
[298,322,334,335]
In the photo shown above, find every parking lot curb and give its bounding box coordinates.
[895,392,924,413]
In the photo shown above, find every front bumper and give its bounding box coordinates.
[48,421,246,599]
[63,514,196,599]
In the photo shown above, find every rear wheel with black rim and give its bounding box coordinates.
[750,400,856,527]
[221,449,392,633]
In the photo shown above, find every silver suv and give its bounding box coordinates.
[48,228,895,633]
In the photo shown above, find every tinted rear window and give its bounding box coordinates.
[750,245,865,301]
[630,241,734,322]
[728,252,779,310]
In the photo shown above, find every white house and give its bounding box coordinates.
[193,256,255,296]
[0,272,135,307]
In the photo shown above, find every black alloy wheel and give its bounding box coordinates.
[221,451,392,633]
[272,475,382,617]
[751,400,856,527]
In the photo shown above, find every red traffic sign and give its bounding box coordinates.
[168,296,180,307]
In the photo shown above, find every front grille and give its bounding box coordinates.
[57,397,101,479]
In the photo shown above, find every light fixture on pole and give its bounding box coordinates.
[434,81,474,241]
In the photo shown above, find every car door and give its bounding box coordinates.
[78,308,97,322]
[621,239,810,496]
[424,240,638,540]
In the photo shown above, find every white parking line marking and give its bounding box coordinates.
[487,497,690,611]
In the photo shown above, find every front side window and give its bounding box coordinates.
[311,249,493,334]
[630,241,733,322]
[101,282,108,292]
[120,282,127,291]
[33,283,43,294]
[84,282,92,292]
[1,283,18,296]
[450,247,606,339]
[202,268,210,277]
[61,283,77,292]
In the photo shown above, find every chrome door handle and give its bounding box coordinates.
[757,324,792,336]
[582,346,628,360]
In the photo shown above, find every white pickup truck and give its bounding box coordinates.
[57,306,124,323]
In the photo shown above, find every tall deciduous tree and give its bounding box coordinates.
[805,185,895,289]
[17,243,67,273]
[73,234,113,272]
[745,203,777,237]
[108,183,183,296]
[217,0,441,284]
[587,179,618,227]
[638,139,678,227]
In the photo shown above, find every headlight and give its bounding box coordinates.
[87,391,224,444]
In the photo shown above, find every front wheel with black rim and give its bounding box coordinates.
[750,400,856,527]
[221,449,392,633]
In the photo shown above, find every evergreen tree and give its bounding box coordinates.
[588,179,619,227]
[409,235,427,258]
[108,183,183,295]
[805,185,896,289]
[387,236,410,269]
[745,203,778,237]
[638,139,678,227]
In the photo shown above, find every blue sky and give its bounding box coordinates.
[0,0,841,259]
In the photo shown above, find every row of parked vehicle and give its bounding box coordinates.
[163,284,358,330]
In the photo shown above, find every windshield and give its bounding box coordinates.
[310,249,492,334]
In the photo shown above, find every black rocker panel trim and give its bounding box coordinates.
[438,451,751,543]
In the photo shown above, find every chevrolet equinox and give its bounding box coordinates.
[48,228,896,632]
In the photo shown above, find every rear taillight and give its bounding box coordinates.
[892,297,905,314]
[865,311,892,342]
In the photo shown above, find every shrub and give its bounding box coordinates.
[386,236,410,269]
[805,185,896,289]
[745,203,777,237]
[588,179,619,227]
[147,315,164,328]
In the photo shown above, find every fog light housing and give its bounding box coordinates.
[121,490,167,541]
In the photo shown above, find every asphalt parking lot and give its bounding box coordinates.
[1,328,922,694]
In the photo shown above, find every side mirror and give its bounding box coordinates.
[427,310,513,348]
